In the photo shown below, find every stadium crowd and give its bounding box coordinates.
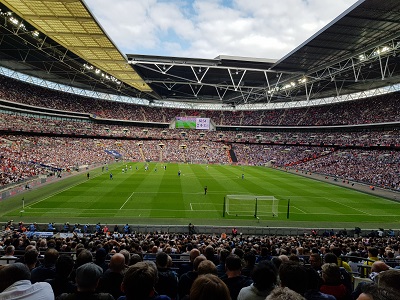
[1,133,399,190]
[1,74,400,126]
[1,224,400,299]
[2,112,400,147]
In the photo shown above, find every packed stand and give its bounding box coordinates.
[2,74,400,126]
[1,225,400,299]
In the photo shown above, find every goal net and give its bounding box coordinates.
[223,195,279,218]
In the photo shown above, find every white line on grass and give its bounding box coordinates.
[120,192,134,210]
[25,165,120,208]
[323,197,372,215]
[25,181,84,208]
[292,206,307,214]
[24,207,399,217]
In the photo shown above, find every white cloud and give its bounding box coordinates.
[84,0,359,60]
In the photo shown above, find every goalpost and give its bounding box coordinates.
[223,195,279,218]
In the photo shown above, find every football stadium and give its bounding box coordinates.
[0,1,400,298]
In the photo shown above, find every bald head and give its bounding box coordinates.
[371,261,390,273]
[109,253,126,273]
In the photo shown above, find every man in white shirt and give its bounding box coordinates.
[0,262,54,300]
[0,245,17,265]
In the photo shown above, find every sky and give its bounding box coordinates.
[84,0,360,61]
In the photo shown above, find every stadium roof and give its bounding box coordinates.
[0,0,400,109]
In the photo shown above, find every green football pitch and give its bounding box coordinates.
[1,162,399,228]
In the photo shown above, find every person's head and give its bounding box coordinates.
[309,253,322,270]
[193,255,207,271]
[323,253,338,264]
[377,269,400,294]
[321,263,341,285]
[156,251,170,268]
[266,287,306,300]
[129,253,143,266]
[95,248,107,262]
[367,247,379,258]
[348,252,361,263]
[109,253,126,273]
[119,249,131,265]
[76,249,94,268]
[43,248,59,266]
[75,262,103,291]
[218,248,230,264]
[197,260,217,275]
[233,248,244,259]
[24,249,39,267]
[243,251,256,268]
[252,260,278,291]
[357,282,399,300]
[305,267,322,291]
[271,257,283,270]
[225,254,242,272]
[0,263,31,293]
[190,248,201,262]
[4,245,15,255]
[55,255,74,278]
[121,261,158,300]
[202,245,214,259]
[371,261,389,273]
[190,274,230,300]
[331,247,343,258]
[279,261,308,295]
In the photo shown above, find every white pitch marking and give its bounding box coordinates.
[292,206,307,214]
[323,197,372,215]
[120,192,134,210]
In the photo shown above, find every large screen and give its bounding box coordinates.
[175,117,210,130]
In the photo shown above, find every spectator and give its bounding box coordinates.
[190,274,230,300]
[0,262,54,299]
[266,287,306,300]
[178,255,206,300]
[237,260,278,300]
[221,254,253,300]
[216,248,230,278]
[320,263,351,300]
[57,262,113,300]
[278,261,308,296]
[197,260,217,276]
[154,252,178,300]
[45,254,76,297]
[241,252,256,277]
[0,245,17,265]
[324,253,352,293]
[97,253,126,299]
[303,267,335,300]
[31,248,59,283]
[24,248,39,271]
[95,248,109,273]
[119,261,170,300]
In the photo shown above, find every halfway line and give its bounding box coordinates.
[120,192,134,210]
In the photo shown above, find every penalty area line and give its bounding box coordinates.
[120,192,134,210]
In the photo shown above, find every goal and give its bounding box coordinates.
[223,195,279,218]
